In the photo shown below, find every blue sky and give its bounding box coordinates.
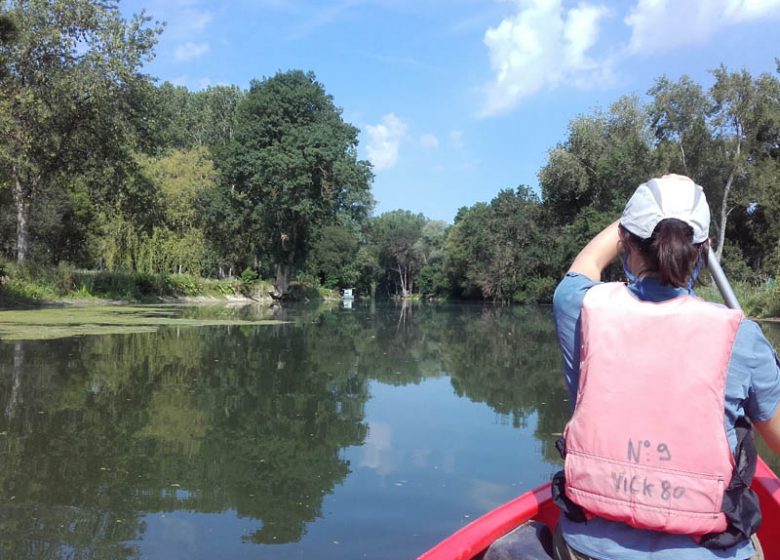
[120,0,780,223]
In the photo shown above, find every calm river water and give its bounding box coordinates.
[1,302,778,559]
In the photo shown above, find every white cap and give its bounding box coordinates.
[620,174,710,243]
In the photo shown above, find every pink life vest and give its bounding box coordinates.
[563,282,744,535]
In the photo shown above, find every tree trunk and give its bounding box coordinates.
[397,299,409,330]
[715,139,741,263]
[13,170,32,263]
[396,266,407,298]
[275,264,289,295]
[715,176,733,262]
[272,228,297,297]
[6,342,24,419]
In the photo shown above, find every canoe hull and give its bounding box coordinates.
[419,457,780,560]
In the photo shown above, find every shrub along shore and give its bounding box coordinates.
[0,263,339,307]
[693,281,780,320]
[2,262,778,321]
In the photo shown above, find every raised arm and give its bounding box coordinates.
[756,412,780,455]
[568,220,622,282]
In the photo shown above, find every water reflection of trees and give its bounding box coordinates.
[0,302,570,557]
[0,318,370,556]
[438,305,569,463]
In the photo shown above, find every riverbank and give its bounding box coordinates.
[697,280,780,319]
[0,263,338,309]
[2,263,778,319]
[0,304,291,340]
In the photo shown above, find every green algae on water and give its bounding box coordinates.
[0,305,284,341]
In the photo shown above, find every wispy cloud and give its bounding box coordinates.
[449,130,465,151]
[174,41,210,61]
[479,0,780,115]
[625,0,780,54]
[369,53,440,73]
[365,113,408,171]
[141,1,214,38]
[419,133,440,149]
[289,0,363,38]
[138,0,214,66]
[179,8,214,34]
[480,0,611,117]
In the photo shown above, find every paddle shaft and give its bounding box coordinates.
[707,251,742,312]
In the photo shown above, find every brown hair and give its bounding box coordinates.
[620,219,708,288]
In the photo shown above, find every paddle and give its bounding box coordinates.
[707,251,742,312]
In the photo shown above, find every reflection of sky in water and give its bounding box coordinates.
[309,378,556,560]
[132,378,556,560]
[352,379,554,487]
[359,421,394,474]
[137,512,260,559]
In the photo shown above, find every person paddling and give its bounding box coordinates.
[551,174,780,560]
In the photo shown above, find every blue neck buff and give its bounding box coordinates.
[687,256,704,294]
[622,252,638,285]
[624,252,704,296]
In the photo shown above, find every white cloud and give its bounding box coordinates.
[198,77,213,90]
[626,0,780,54]
[142,1,214,38]
[730,0,780,20]
[179,8,214,34]
[174,41,210,61]
[365,113,408,171]
[449,129,465,150]
[481,0,611,117]
[419,133,440,149]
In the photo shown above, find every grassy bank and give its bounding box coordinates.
[0,305,286,340]
[3,263,777,318]
[697,279,780,319]
[0,263,284,307]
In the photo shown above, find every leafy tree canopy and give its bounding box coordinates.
[220,70,374,293]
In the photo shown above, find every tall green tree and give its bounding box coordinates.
[0,0,161,262]
[707,66,780,263]
[647,68,780,274]
[371,210,427,298]
[647,75,711,179]
[445,188,553,302]
[309,221,361,288]
[133,147,217,274]
[540,95,655,229]
[538,95,656,280]
[150,83,244,153]
[415,220,449,297]
[446,202,492,299]
[220,70,373,294]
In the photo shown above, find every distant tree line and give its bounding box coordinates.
[0,1,778,301]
